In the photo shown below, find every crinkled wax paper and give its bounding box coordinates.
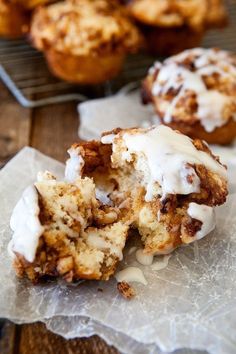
[78,90,156,140]
[1,147,236,354]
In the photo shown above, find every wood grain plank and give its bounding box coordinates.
[0,81,32,354]
[0,82,31,167]
[19,322,118,354]
[30,102,79,163]
[0,321,17,354]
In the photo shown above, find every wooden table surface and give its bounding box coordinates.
[0,81,118,354]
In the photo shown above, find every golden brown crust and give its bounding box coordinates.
[128,0,228,30]
[31,0,143,56]
[30,0,142,83]
[127,0,227,55]
[0,0,30,38]
[44,49,125,84]
[205,0,228,28]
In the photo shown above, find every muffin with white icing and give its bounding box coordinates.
[30,0,143,84]
[143,48,236,145]
[10,171,129,283]
[68,125,228,255]
[126,0,228,56]
[0,0,30,38]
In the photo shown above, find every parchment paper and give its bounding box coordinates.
[78,90,156,140]
[1,146,236,354]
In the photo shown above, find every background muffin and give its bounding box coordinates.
[127,0,228,55]
[13,0,54,10]
[142,48,236,145]
[31,0,143,84]
[0,0,30,38]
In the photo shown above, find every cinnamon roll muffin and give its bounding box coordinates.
[127,0,228,55]
[9,126,227,283]
[143,48,236,145]
[0,0,30,38]
[30,0,143,84]
[66,125,228,256]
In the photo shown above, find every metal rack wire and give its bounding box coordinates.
[0,1,235,108]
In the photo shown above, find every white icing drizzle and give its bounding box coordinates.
[95,188,111,205]
[128,246,137,255]
[115,267,147,285]
[122,126,226,200]
[151,255,171,271]
[101,134,116,144]
[9,185,44,263]
[151,48,236,132]
[135,248,153,266]
[187,202,216,240]
[86,230,123,260]
[65,146,84,182]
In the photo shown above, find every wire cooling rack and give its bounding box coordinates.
[0,1,235,108]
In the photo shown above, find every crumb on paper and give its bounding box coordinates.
[117,281,136,300]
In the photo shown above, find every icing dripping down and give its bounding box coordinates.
[122,126,226,200]
[135,248,153,266]
[115,267,148,285]
[101,134,116,144]
[151,255,171,271]
[187,202,216,240]
[9,185,44,263]
[65,146,84,182]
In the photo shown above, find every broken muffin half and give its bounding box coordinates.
[68,125,227,256]
[10,171,129,283]
[9,125,228,283]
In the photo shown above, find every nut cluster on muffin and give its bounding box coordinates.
[126,0,228,55]
[9,125,228,283]
[30,0,143,84]
[143,48,236,145]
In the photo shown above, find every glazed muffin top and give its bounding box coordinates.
[31,0,143,56]
[66,125,227,251]
[127,0,227,31]
[143,48,236,133]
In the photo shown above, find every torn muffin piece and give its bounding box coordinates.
[68,125,227,255]
[126,0,228,55]
[9,172,129,283]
